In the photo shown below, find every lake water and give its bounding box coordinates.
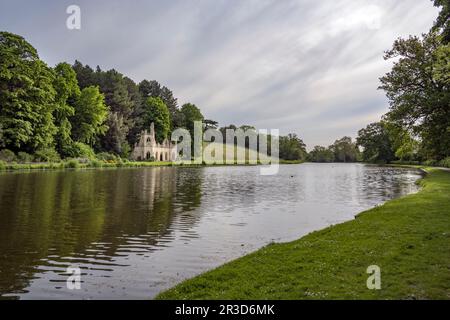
[0,163,422,299]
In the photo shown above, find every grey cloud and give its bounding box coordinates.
[0,0,438,148]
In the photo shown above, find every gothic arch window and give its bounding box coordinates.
[146,152,151,160]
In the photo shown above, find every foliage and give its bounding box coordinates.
[379,32,450,160]
[279,134,307,161]
[180,103,204,137]
[34,148,60,162]
[308,146,334,163]
[356,122,395,163]
[65,159,80,168]
[17,151,33,163]
[71,86,109,145]
[96,152,119,161]
[143,97,170,143]
[0,160,6,170]
[433,0,450,43]
[329,136,359,162]
[0,31,57,153]
[0,149,16,162]
[63,142,95,159]
[53,62,80,154]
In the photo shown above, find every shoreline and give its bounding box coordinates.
[156,167,450,299]
[0,159,304,173]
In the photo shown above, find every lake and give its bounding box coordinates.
[0,163,422,299]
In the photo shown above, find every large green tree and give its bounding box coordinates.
[143,97,170,143]
[71,86,108,145]
[308,146,334,163]
[53,62,80,155]
[356,122,395,163]
[0,31,57,153]
[279,134,307,161]
[329,137,359,162]
[379,32,450,160]
[433,0,450,44]
[180,103,204,137]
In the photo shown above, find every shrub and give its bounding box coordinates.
[65,159,80,168]
[0,160,6,170]
[17,152,34,163]
[89,159,103,168]
[0,149,16,162]
[35,148,61,162]
[439,157,450,168]
[96,152,118,161]
[63,142,95,160]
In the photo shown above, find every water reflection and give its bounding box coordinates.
[0,164,422,299]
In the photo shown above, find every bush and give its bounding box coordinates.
[439,157,450,168]
[0,160,6,170]
[0,149,16,162]
[63,142,95,160]
[89,159,103,168]
[35,148,61,162]
[17,152,34,163]
[424,159,438,167]
[96,152,118,161]
[65,159,80,168]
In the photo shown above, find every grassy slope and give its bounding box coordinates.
[157,168,450,300]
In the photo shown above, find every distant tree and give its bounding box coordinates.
[101,112,129,155]
[0,31,57,153]
[71,86,108,145]
[279,134,307,161]
[143,97,170,143]
[180,103,204,137]
[379,32,450,160]
[329,136,359,162]
[356,122,395,163]
[204,119,219,130]
[308,146,334,163]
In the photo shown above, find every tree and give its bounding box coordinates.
[308,146,334,163]
[379,32,450,160]
[71,86,108,145]
[356,122,395,163]
[143,97,170,143]
[204,119,219,130]
[180,103,204,137]
[53,62,81,155]
[72,60,96,88]
[102,112,129,155]
[0,31,57,153]
[279,134,307,161]
[329,137,359,162]
[433,0,450,44]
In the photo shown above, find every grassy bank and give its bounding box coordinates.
[0,159,301,172]
[157,168,450,299]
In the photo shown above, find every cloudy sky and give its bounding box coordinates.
[0,0,438,148]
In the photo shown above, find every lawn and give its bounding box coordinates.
[157,168,450,299]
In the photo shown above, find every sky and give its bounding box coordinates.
[0,0,439,148]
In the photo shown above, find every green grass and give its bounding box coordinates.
[0,158,299,172]
[157,168,450,300]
